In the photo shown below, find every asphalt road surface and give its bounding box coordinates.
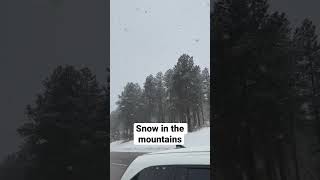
[110,152,145,180]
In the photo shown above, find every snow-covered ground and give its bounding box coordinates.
[110,127,210,152]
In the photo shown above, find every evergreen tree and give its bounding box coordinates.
[212,0,296,179]
[201,67,211,125]
[155,72,166,122]
[201,67,210,105]
[143,75,157,122]
[117,82,143,138]
[293,19,320,136]
[110,109,121,142]
[17,65,108,180]
[171,54,203,131]
[164,69,176,123]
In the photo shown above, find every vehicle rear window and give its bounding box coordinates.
[132,165,210,180]
[186,168,210,180]
[132,166,175,180]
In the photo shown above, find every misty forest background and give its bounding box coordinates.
[110,55,210,141]
[213,0,320,180]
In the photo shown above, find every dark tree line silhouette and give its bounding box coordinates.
[213,0,320,179]
[0,65,109,180]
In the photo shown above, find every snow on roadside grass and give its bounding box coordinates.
[184,127,210,147]
[110,127,210,152]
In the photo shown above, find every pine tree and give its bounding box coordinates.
[117,82,143,138]
[201,67,210,125]
[143,75,157,122]
[201,67,210,104]
[110,109,121,142]
[164,69,176,123]
[292,19,320,179]
[155,72,166,122]
[171,54,203,131]
[293,19,320,136]
[17,65,108,180]
[212,0,296,179]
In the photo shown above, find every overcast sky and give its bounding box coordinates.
[110,0,210,111]
[270,0,320,31]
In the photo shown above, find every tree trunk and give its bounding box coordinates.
[310,60,319,120]
[196,110,201,127]
[172,112,175,123]
[180,110,184,123]
[192,110,197,128]
[187,108,192,131]
[265,153,274,180]
[290,115,300,180]
[242,127,256,180]
[278,142,287,180]
[201,104,205,125]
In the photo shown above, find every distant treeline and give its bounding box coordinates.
[110,54,210,141]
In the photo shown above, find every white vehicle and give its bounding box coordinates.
[121,146,210,180]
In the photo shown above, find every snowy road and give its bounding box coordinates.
[110,152,145,180]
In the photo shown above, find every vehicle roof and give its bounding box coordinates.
[149,146,210,155]
[121,146,210,180]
